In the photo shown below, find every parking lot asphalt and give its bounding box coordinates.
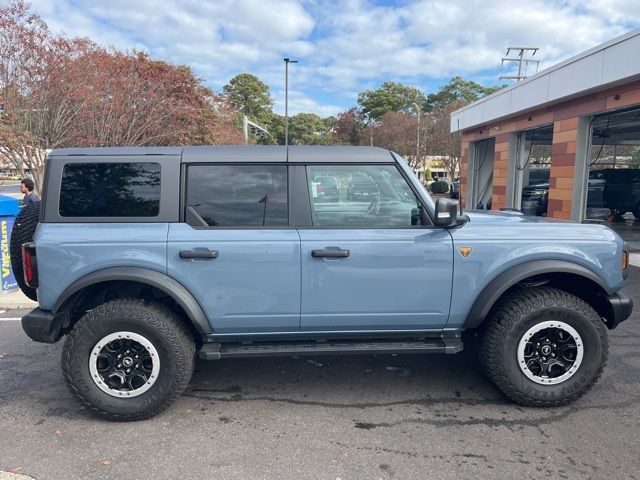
[1,271,639,480]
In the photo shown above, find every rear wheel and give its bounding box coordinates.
[62,298,196,420]
[479,287,608,407]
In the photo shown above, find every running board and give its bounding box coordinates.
[198,337,463,360]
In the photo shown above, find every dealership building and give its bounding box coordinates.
[451,28,640,247]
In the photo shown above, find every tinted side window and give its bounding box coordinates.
[186,165,288,227]
[306,164,427,227]
[59,162,160,217]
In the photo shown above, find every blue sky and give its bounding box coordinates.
[23,0,640,117]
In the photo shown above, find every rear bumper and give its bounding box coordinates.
[607,292,633,329]
[21,308,65,343]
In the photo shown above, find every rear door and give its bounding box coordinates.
[167,163,300,334]
[297,163,454,331]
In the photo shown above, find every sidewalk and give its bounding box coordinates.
[0,290,37,309]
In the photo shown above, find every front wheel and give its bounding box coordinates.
[62,299,196,420]
[479,287,608,407]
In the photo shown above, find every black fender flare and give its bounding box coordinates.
[464,260,613,329]
[52,267,212,336]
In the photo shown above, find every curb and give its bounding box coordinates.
[0,303,37,310]
[0,290,37,310]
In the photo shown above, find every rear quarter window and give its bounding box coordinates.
[59,162,161,217]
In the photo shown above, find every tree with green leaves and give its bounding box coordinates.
[417,77,504,179]
[287,113,334,145]
[627,149,640,167]
[357,81,426,121]
[425,76,503,111]
[259,112,285,145]
[223,73,273,124]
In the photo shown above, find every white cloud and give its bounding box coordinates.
[22,0,640,115]
[275,89,344,117]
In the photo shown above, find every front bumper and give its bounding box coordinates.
[607,292,633,329]
[21,308,65,343]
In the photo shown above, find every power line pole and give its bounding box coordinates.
[500,47,541,82]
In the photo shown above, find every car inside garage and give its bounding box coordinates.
[513,126,553,216]
[586,107,640,249]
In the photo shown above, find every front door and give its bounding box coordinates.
[299,164,453,331]
[167,163,300,334]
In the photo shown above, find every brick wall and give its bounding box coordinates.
[547,118,579,219]
[492,133,510,210]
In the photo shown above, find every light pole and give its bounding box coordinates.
[412,102,422,163]
[284,57,298,152]
[365,114,373,147]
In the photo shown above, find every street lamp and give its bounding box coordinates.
[412,102,422,163]
[284,57,298,152]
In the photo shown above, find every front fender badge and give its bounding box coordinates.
[458,247,472,257]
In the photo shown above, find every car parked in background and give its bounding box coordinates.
[520,167,640,218]
[346,176,379,201]
[590,168,640,219]
[450,178,460,199]
[311,175,339,202]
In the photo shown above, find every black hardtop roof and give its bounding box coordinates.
[47,145,396,163]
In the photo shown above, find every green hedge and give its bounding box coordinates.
[430,181,449,194]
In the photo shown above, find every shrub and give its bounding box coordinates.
[430,181,449,194]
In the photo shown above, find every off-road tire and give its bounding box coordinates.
[9,201,40,301]
[479,287,608,407]
[62,298,196,421]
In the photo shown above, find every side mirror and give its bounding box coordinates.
[435,198,458,227]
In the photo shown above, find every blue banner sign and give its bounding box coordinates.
[1,217,18,292]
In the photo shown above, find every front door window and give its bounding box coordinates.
[306,164,428,227]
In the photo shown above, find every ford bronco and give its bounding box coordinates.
[13,146,632,420]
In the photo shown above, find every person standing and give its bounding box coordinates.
[20,178,39,204]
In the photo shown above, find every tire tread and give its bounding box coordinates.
[62,298,195,421]
[479,287,608,407]
[9,201,40,301]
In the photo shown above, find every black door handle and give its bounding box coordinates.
[179,249,219,259]
[311,249,350,258]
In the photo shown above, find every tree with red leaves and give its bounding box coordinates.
[372,112,422,170]
[332,108,365,146]
[0,1,242,192]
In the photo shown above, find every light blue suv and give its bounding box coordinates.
[15,146,632,420]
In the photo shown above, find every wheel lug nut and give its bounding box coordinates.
[117,364,122,368]
[126,369,131,373]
